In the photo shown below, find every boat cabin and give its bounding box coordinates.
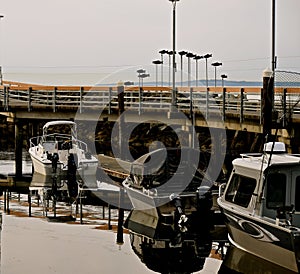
[222,142,300,227]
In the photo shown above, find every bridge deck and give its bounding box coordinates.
[1,80,300,133]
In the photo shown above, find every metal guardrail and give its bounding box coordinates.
[1,83,300,122]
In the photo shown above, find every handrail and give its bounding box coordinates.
[1,84,300,122]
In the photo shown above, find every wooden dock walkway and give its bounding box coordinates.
[1,80,300,135]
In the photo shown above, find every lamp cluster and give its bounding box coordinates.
[153,50,227,88]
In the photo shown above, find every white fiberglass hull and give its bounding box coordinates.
[29,147,98,178]
[29,149,64,176]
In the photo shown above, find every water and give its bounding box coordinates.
[0,151,32,175]
[0,149,297,273]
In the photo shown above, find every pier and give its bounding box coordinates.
[1,78,300,180]
[1,80,300,131]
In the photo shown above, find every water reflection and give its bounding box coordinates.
[125,207,299,273]
[124,209,212,273]
[218,245,298,274]
[130,233,208,274]
[30,172,74,202]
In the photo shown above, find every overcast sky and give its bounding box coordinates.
[0,0,300,84]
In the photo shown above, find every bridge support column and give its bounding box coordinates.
[15,119,23,179]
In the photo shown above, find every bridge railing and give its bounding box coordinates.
[1,82,300,123]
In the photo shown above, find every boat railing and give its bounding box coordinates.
[76,139,88,152]
[218,183,226,197]
[240,153,263,159]
[29,136,41,148]
[29,133,89,153]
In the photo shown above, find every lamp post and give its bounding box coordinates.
[221,74,227,88]
[272,0,276,74]
[152,60,163,87]
[186,52,195,88]
[159,49,168,86]
[271,0,276,110]
[169,0,180,107]
[203,53,212,120]
[194,55,204,87]
[137,69,146,88]
[0,15,4,85]
[167,50,174,87]
[140,73,150,88]
[211,62,222,87]
[221,74,227,122]
[137,70,150,115]
[203,54,212,88]
[178,51,187,87]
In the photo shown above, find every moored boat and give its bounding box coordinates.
[29,120,98,184]
[123,147,215,232]
[217,142,300,272]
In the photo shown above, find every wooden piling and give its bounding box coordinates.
[262,68,274,139]
[108,204,112,230]
[15,120,23,179]
[28,190,32,217]
[116,188,125,245]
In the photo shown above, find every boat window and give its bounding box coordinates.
[225,174,256,207]
[266,173,286,209]
[295,177,300,211]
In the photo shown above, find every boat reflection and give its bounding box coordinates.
[124,209,212,273]
[219,245,298,274]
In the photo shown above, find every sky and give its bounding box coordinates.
[0,0,300,84]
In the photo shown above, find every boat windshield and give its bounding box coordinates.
[225,174,256,208]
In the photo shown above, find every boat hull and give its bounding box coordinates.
[218,200,300,272]
[29,147,98,181]
[29,150,64,176]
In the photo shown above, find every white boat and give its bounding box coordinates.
[123,147,214,232]
[217,142,300,273]
[29,121,98,182]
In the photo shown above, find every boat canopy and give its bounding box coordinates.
[42,120,76,131]
[42,120,77,140]
[233,152,300,178]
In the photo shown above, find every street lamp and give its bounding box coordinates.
[194,55,204,87]
[124,81,134,86]
[152,60,163,87]
[178,51,187,87]
[159,49,168,86]
[139,73,150,87]
[221,74,227,122]
[137,70,150,115]
[0,15,4,85]
[211,62,222,87]
[203,53,212,120]
[221,74,227,88]
[186,52,195,88]
[203,54,212,88]
[169,0,180,107]
[137,69,146,88]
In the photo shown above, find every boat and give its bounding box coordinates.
[29,120,98,184]
[217,141,300,273]
[123,147,216,232]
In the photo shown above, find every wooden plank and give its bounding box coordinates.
[98,154,130,179]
